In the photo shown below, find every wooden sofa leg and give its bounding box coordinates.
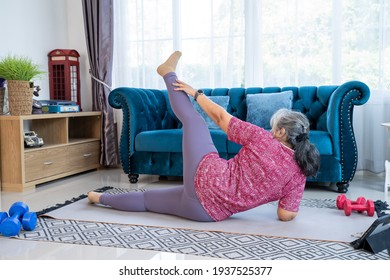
[336,182,349,193]
[129,174,139,184]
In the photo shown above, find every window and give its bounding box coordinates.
[113,0,390,90]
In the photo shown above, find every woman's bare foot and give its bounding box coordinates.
[88,191,102,204]
[157,51,182,76]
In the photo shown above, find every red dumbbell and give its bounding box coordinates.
[336,194,366,210]
[343,199,375,217]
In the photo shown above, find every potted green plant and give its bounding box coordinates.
[0,55,45,115]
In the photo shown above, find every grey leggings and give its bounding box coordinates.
[99,72,216,221]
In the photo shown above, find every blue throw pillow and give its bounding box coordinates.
[246,91,293,129]
[191,95,230,129]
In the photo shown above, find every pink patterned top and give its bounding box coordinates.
[194,117,306,221]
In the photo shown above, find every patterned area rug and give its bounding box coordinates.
[17,187,389,260]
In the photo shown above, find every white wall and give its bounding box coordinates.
[0,0,92,111]
[66,0,92,111]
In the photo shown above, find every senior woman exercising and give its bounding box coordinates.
[88,51,320,222]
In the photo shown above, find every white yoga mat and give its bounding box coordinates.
[41,197,376,243]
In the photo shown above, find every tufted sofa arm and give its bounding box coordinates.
[326,81,370,186]
[108,87,178,175]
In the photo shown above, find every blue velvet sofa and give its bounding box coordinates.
[108,81,370,193]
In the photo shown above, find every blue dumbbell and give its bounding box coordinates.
[0,202,37,237]
[0,212,8,223]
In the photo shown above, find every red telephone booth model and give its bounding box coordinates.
[48,49,81,110]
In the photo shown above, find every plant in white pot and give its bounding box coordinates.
[0,55,45,115]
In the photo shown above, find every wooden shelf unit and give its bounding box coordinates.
[0,112,101,192]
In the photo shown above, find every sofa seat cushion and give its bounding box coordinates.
[135,129,332,156]
[227,140,242,154]
[227,130,333,155]
[135,129,228,153]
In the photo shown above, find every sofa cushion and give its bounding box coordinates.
[227,140,242,154]
[246,90,293,129]
[135,129,183,152]
[136,128,332,156]
[226,130,333,155]
[191,95,230,129]
[308,131,333,155]
[135,129,228,153]
[209,130,228,152]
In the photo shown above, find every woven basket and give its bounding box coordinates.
[7,80,33,115]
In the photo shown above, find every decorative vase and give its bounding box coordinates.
[7,80,33,115]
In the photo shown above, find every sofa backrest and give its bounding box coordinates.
[163,85,340,131]
[199,85,340,131]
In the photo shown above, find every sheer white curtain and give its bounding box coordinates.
[113,0,245,90]
[351,0,390,173]
[113,0,390,173]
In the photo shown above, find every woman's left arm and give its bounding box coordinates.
[277,207,298,222]
[173,79,232,133]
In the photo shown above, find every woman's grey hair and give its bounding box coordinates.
[270,108,320,177]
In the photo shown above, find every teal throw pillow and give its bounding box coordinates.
[191,95,230,129]
[246,90,293,129]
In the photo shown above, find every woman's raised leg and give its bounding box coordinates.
[88,52,216,222]
[158,52,217,199]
